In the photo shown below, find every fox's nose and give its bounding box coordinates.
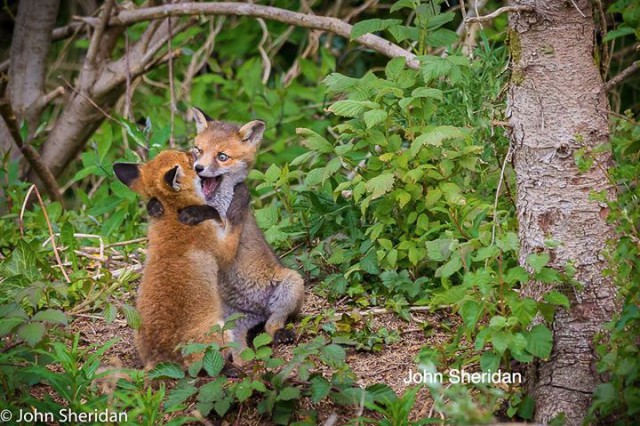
[195,164,204,173]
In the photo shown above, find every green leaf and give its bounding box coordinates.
[328,100,378,117]
[410,87,443,100]
[321,344,346,364]
[365,173,395,199]
[426,28,458,47]
[240,348,255,362]
[297,128,333,153]
[235,380,253,402]
[526,253,550,274]
[518,395,535,420]
[214,397,232,416]
[489,316,507,329]
[390,0,416,13]
[277,386,301,401]
[165,385,198,408]
[363,109,388,129]
[17,322,45,347]
[544,291,570,308]
[491,330,512,354]
[350,19,402,40]
[32,309,68,325]
[3,241,42,283]
[435,255,462,278]
[0,317,26,337]
[526,324,553,359]
[120,304,141,329]
[253,333,273,348]
[323,73,359,93]
[310,376,331,403]
[255,204,279,229]
[460,300,482,330]
[385,57,406,80]
[265,163,281,183]
[388,25,420,43]
[203,350,225,377]
[603,26,635,42]
[480,351,501,373]
[148,362,185,380]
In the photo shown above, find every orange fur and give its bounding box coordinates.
[114,150,232,369]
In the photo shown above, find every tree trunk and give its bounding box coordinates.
[507,0,618,424]
[8,0,60,132]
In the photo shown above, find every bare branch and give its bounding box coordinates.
[76,2,419,69]
[8,0,61,128]
[605,60,640,92]
[85,0,116,67]
[464,5,534,24]
[0,102,63,203]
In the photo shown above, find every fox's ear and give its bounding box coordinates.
[164,165,182,191]
[239,120,265,146]
[192,107,211,135]
[113,163,140,188]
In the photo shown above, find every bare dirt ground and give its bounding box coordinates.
[67,288,457,425]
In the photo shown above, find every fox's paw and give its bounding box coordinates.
[146,197,164,217]
[273,328,296,345]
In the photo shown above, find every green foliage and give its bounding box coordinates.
[588,115,640,423]
[6,0,639,422]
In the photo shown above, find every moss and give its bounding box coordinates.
[508,28,522,64]
[541,44,555,56]
[512,68,526,86]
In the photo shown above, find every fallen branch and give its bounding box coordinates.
[329,306,430,321]
[464,5,534,24]
[605,60,640,92]
[75,2,419,69]
[0,102,63,203]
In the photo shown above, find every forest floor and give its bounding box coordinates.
[64,279,459,425]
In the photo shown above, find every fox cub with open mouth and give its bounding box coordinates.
[114,150,244,369]
[147,109,305,364]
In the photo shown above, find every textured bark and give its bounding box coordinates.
[507,0,618,424]
[8,0,60,131]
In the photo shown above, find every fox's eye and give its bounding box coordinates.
[217,152,229,162]
[192,147,203,159]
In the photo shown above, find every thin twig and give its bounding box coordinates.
[75,2,419,69]
[569,0,586,18]
[43,232,105,259]
[605,60,640,92]
[256,17,272,84]
[85,0,116,66]
[329,306,430,321]
[124,31,133,122]
[29,185,72,283]
[167,16,176,148]
[105,237,148,248]
[59,76,120,123]
[465,5,533,24]
[491,142,514,245]
[18,185,37,236]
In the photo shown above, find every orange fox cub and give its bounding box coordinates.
[190,108,305,362]
[113,150,232,369]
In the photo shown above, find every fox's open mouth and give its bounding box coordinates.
[201,175,222,200]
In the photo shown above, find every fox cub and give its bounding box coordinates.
[114,150,237,369]
[190,108,305,359]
